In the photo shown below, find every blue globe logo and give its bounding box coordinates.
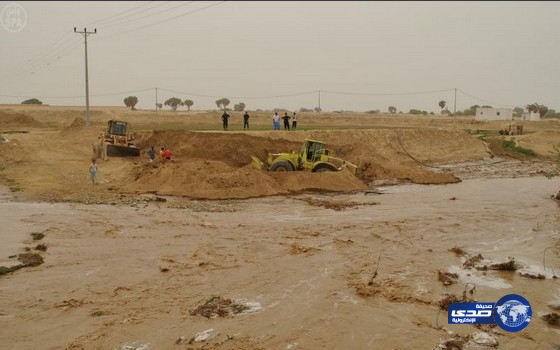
[494,294,532,332]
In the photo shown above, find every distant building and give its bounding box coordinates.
[475,107,512,121]
[521,111,540,121]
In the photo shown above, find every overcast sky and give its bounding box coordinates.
[1,1,559,113]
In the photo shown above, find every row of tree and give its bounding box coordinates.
[112,95,558,118]
[17,97,556,118]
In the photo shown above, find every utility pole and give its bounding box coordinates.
[453,88,457,116]
[155,87,158,114]
[318,90,321,112]
[74,27,97,128]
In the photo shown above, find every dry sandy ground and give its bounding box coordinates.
[1,106,560,349]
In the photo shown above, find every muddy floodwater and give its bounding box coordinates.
[1,177,559,350]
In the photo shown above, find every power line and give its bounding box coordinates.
[99,1,194,30]
[457,89,516,108]
[0,33,82,81]
[2,2,162,81]
[83,1,162,27]
[3,31,73,74]
[158,88,318,100]
[92,1,226,42]
[0,88,155,99]
[320,88,455,96]
[0,2,225,83]
[0,87,524,113]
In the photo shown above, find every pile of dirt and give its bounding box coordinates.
[119,129,488,199]
[0,111,46,130]
[515,130,560,158]
[61,117,87,132]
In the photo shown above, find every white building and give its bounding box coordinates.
[521,112,540,121]
[475,107,513,121]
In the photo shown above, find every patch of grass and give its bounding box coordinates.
[90,310,105,317]
[546,144,560,179]
[0,175,22,192]
[485,137,537,160]
[502,139,536,157]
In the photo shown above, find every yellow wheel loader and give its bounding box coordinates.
[99,120,140,157]
[252,139,358,175]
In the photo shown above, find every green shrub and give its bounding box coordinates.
[502,139,536,157]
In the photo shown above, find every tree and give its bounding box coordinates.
[123,96,138,111]
[183,99,194,111]
[21,98,42,105]
[526,103,548,117]
[164,97,182,111]
[464,105,481,116]
[438,100,446,110]
[156,103,163,110]
[314,107,322,113]
[388,106,397,114]
[233,102,246,111]
[543,108,556,118]
[513,107,524,118]
[215,98,230,111]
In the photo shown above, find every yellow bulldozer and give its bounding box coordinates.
[252,139,358,175]
[99,120,140,157]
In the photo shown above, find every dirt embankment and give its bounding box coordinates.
[1,108,559,202]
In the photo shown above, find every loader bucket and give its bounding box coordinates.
[251,155,265,170]
[343,161,358,176]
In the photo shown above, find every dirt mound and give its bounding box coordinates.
[117,129,489,199]
[59,117,87,135]
[515,130,560,157]
[68,117,86,129]
[0,110,46,129]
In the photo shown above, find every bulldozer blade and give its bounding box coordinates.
[251,155,264,170]
[107,144,141,157]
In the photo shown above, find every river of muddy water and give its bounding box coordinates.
[1,177,559,349]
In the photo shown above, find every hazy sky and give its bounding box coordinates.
[1,1,559,113]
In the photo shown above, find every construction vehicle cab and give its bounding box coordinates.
[266,139,358,175]
[100,120,140,157]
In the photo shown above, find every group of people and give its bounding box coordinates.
[221,110,298,131]
[89,145,173,185]
[146,146,172,161]
[89,109,300,185]
[221,111,251,131]
[272,111,297,131]
[145,146,173,162]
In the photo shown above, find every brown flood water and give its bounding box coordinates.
[0,177,559,350]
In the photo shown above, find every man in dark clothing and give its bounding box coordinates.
[243,111,250,130]
[147,146,156,162]
[282,112,291,131]
[221,111,230,131]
